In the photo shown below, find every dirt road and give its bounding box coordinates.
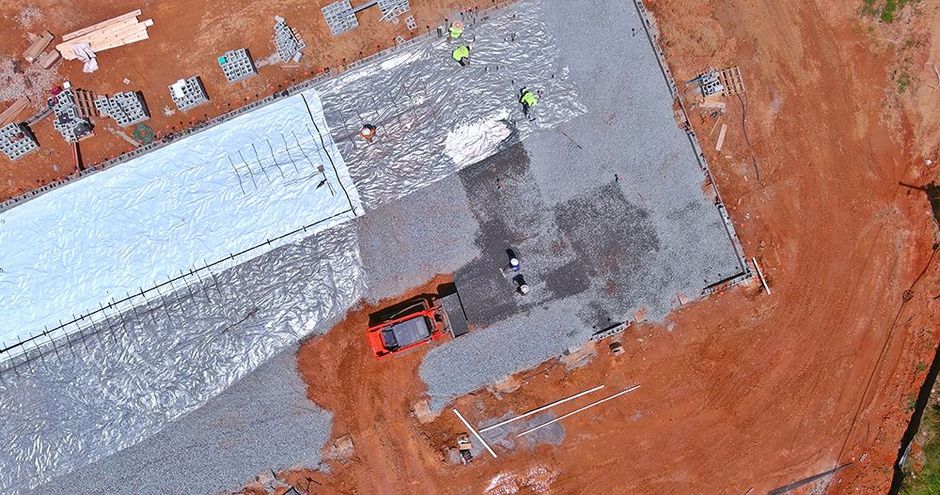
[239,0,937,493]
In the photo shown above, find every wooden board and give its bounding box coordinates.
[91,30,149,53]
[715,123,729,152]
[62,10,141,41]
[38,50,61,69]
[68,18,139,43]
[0,97,31,127]
[58,21,152,59]
[56,19,140,46]
[23,31,54,62]
[75,21,148,46]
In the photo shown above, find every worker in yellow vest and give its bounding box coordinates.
[519,87,538,118]
[449,21,465,41]
[452,44,471,66]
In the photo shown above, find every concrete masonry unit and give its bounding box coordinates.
[0,122,39,160]
[218,48,258,83]
[169,76,210,111]
[95,91,150,127]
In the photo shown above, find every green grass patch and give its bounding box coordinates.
[901,402,940,495]
[863,0,914,23]
[897,72,912,93]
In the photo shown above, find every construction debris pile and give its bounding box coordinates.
[689,66,745,114]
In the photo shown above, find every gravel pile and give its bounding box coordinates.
[0,57,59,106]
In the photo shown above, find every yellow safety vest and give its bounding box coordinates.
[452,45,470,61]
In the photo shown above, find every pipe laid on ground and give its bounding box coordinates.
[453,408,498,459]
[478,384,605,433]
[753,257,771,295]
[516,385,641,437]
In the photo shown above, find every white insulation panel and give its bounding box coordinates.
[0,88,361,341]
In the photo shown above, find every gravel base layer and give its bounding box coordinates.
[25,346,331,495]
[418,0,743,408]
[357,175,481,304]
[22,1,745,491]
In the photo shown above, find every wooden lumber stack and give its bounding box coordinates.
[23,31,54,62]
[38,50,61,69]
[56,10,154,60]
[0,97,31,126]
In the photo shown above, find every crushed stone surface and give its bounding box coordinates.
[25,346,332,495]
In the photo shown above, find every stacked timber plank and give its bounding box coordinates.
[56,10,154,60]
[0,97,30,127]
[37,50,61,69]
[23,31,54,63]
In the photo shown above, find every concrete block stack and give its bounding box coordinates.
[378,0,410,19]
[0,122,39,161]
[321,1,358,36]
[50,86,95,143]
[218,49,257,83]
[274,16,307,62]
[95,91,150,127]
[169,76,209,112]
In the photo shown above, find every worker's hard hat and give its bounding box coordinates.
[452,20,464,29]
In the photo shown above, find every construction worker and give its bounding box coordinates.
[452,44,471,66]
[449,20,465,41]
[519,87,538,117]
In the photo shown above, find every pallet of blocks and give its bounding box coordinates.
[55,10,154,60]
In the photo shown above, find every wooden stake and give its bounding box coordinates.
[516,385,641,437]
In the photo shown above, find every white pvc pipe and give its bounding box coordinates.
[516,385,641,437]
[452,408,498,459]
[752,257,771,295]
[479,384,605,433]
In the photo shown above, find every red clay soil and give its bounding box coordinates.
[229,1,940,494]
[0,0,492,201]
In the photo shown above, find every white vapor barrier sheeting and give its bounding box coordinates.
[318,0,584,209]
[0,225,363,493]
[0,89,361,343]
[0,2,583,492]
